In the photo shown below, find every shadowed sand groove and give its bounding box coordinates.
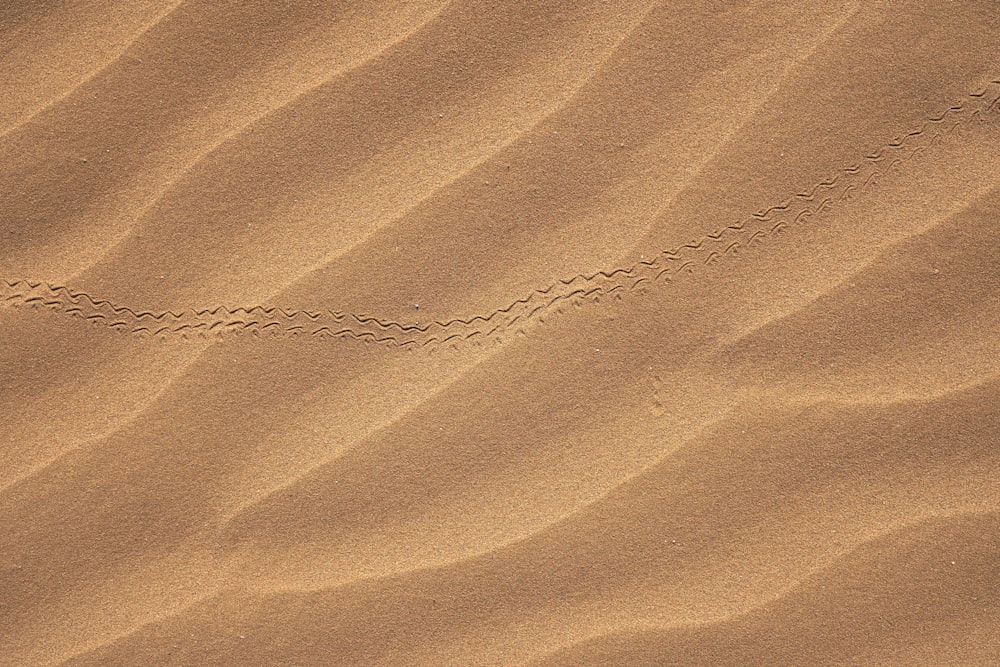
[2,3,1000,666]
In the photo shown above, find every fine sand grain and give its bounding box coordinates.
[2,2,999,665]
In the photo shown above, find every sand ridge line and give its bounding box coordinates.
[3,79,999,348]
[531,509,1000,666]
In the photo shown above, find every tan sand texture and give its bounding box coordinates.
[1,1,999,665]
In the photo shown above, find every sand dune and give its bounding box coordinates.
[1,1,999,665]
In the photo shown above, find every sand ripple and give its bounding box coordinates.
[1,1,999,664]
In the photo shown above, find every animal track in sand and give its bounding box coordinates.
[3,80,999,350]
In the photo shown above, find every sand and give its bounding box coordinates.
[1,1,999,665]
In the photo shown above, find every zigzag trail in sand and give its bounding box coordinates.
[3,79,999,348]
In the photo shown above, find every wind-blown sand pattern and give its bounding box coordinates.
[1,2,999,665]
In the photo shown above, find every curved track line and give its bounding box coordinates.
[3,80,999,349]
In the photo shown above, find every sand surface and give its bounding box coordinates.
[2,2,999,665]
